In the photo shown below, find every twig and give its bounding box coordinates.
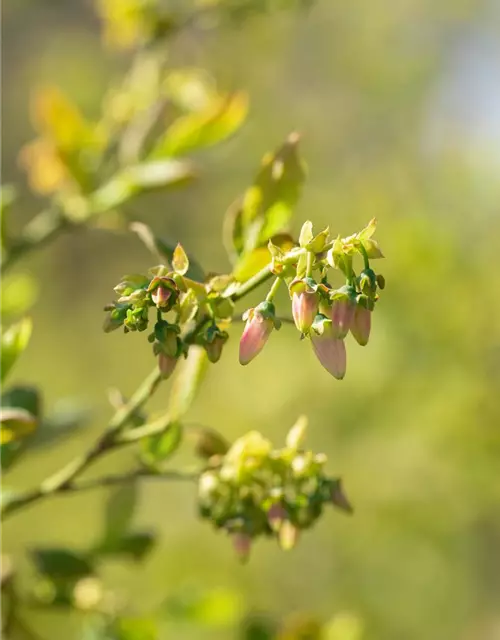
[1,207,73,272]
[1,368,164,519]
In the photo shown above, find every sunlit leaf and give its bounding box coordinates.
[129,222,205,281]
[1,185,16,251]
[1,317,33,382]
[111,617,158,640]
[142,420,183,465]
[1,273,39,321]
[152,91,248,158]
[31,86,90,149]
[172,243,189,275]
[224,132,305,264]
[0,408,37,445]
[232,234,295,282]
[169,346,209,421]
[90,160,195,213]
[299,220,313,248]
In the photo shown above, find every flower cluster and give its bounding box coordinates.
[103,244,231,378]
[239,219,385,379]
[197,417,352,562]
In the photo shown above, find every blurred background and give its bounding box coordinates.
[2,0,500,639]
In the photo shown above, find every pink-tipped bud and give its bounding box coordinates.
[311,316,347,380]
[232,533,251,563]
[158,352,178,379]
[351,305,371,346]
[239,302,277,366]
[151,286,171,308]
[268,504,287,533]
[330,298,355,339]
[292,290,318,334]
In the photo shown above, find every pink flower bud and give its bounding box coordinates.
[330,298,355,339]
[232,533,251,563]
[151,286,171,308]
[158,352,178,379]
[268,503,287,533]
[239,305,276,365]
[311,318,346,380]
[351,305,371,346]
[292,290,318,334]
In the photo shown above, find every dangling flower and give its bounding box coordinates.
[350,296,372,346]
[232,533,252,563]
[239,301,280,365]
[329,286,356,339]
[290,279,318,334]
[158,352,178,379]
[310,314,347,380]
[203,325,229,364]
[147,276,179,311]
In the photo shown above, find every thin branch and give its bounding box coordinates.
[60,468,198,493]
[1,207,73,272]
[1,368,163,519]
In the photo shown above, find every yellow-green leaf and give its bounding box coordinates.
[172,243,189,275]
[1,318,33,382]
[0,408,37,445]
[153,91,248,158]
[169,346,208,421]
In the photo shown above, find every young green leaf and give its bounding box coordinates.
[103,484,138,544]
[152,91,248,158]
[142,421,183,465]
[172,243,189,275]
[0,408,37,445]
[169,346,209,421]
[1,317,33,382]
[90,160,195,213]
[224,132,306,262]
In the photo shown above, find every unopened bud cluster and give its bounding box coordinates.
[197,418,352,562]
[239,219,385,379]
[103,244,232,378]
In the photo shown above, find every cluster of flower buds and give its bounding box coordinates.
[103,244,233,378]
[239,219,385,379]
[197,417,352,562]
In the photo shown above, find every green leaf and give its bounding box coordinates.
[172,243,189,275]
[103,484,138,543]
[95,531,156,562]
[142,421,182,465]
[224,132,305,271]
[362,238,384,259]
[129,222,205,281]
[232,234,295,282]
[152,91,248,158]
[0,408,37,445]
[169,346,209,421]
[31,548,94,580]
[0,386,41,464]
[90,160,195,213]
[299,220,313,248]
[1,185,17,251]
[1,273,38,320]
[111,617,158,640]
[1,317,33,382]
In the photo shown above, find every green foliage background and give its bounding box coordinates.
[3,0,500,638]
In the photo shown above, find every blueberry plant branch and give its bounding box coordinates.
[1,1,388,565]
